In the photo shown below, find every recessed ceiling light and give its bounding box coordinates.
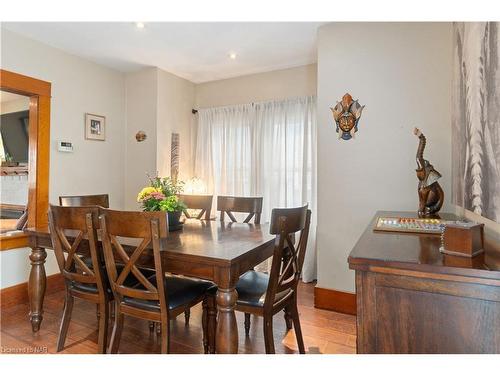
[135,22,145,29]
[229,52,237,60]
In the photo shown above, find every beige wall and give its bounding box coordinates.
[1,28,127,288]
[124,67,195,210]
[195,64,317,108]
[124,68,158,210]
[316,23,453,293]
[157,68,195,181]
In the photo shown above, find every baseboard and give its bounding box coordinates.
[314,286,357,315]
[0,273,64,309]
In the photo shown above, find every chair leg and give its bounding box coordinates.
[97,302,110,354]
[207,294,217,354]
[108,303,124,354]
[290,302,305,354]
[56,288,74,352]
[284,307,293,330]
[263,316,275,354]
[244,313,251,336]
[202,299,208,354]
[160,320,170,354]
[184,308,191,326]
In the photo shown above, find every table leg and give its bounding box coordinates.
[28,246,47,332]
[215,287,238,353]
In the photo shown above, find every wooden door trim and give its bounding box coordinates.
[0,69,51,250]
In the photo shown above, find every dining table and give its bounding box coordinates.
[25,218,277,354]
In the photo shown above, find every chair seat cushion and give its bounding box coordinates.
[235,271,292,308]
[123,275,216,312]
[70,281,104,294]
[235,271,269,307]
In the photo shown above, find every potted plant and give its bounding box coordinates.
[137,175,187,231]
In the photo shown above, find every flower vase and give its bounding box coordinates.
[167,210,184,231]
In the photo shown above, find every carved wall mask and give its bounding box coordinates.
[330,93,365,140]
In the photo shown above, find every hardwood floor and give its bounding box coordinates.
[0,282,356,354]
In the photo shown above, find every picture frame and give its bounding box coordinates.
[85,113,106,141]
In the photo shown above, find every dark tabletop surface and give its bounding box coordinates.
[26,219,276,265]
[348,211,500,280]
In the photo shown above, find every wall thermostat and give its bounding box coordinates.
[57,141,74,152]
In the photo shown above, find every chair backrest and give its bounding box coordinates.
[265,205,311,307]
[48,204,106,294]
[59,194,110,208]
[15,206,28,230]
[99,209,168,312]
[217,196,263,224]
[178,194,213,220]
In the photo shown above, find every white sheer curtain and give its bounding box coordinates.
[194,96,317,282]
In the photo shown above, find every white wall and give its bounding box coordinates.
[1,28,126,288]
[1,97,30,114]
[316,23,453,293]
[1,175,28,205]
[195,64,317,108]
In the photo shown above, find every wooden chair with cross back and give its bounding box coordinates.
[59,194,110,208]
[171,194,214,326]
[217,196,263,224]
[99,209,217,354]
[48,205,111,353]
[178,194,213,221]
[233,205,311,354]
[216,195,263,332]
[59,193,161,331]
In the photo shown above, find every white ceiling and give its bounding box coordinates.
[2,22,324,83]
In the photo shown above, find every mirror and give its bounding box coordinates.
[0,90,30,236]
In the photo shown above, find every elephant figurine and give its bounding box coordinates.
[414,128,444,217]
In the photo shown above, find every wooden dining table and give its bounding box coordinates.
[25,219,277,354]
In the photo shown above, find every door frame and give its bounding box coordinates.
[0,69,51,250]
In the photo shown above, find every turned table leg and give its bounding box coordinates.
[29,246,47,332]
[215,287,238,354]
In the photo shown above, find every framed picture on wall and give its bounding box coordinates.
[85,113,106,141]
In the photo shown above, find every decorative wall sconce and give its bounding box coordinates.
[330,93,365,140]
[135,131,147,142]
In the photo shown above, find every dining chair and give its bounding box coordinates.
[99,209,217,354]
[217,195,264,333]
[217,196,263,224]
[59,194,114,318]
[178,194,213,221]
[59,194,160,331]
[48,205,111,353]
[233,205,311,354]
[59,194,110,208]
[173,194,214,325]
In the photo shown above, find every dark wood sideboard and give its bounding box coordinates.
[348,211,500,354]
